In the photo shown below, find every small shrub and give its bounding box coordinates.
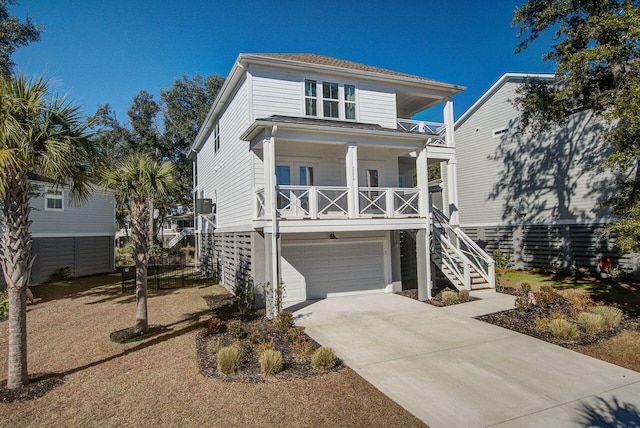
[234,277,255,315]
[547,319,578,341]
[492,249,511,269]
[559,289,594,315]
[206,317,225,333]
[550,311,568,320]
[458,289,470,300]
[50,266,71,281]
[311,346,337,371]
[515,295,533,312]
[259,349,283,376]
[577,312,606,335]
[441,290,459,305]
[536,285,561,308]
[572,267,590,279]
[256,340,275,355]
[285,326,305,344]
[591,306,623,330]
[247,327,261,344]
[517,281,532,295]
[608,267,624,282]
[227,320,243,339]
[275,311,294,333]
[292,338,315,360]
[0,291,8,317]
[217,346,240,374]
[207,337,222,356]
[534,317,549,331]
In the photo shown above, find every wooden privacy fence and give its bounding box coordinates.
[121,264,211,293]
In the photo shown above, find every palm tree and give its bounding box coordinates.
[102,153,176,334]
[0,75,92,389]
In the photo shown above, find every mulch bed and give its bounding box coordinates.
[395,288,478,306]
[110,324,167,343]
[478,298,640,348]
[196,294,342,383]
[0,374,64,403]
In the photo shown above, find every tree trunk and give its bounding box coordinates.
[0,170,34,389]
[131,197,150,333]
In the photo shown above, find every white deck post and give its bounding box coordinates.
[264,129,280,318]
[443,98,455,148]
[346,143,360,218]
[416,228,432,301]
[446,158,460,226]
[416,145,428,217]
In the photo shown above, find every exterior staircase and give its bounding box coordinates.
[164,227,194,248]
[431,207,495,291]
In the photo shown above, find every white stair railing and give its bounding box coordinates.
[432,206,495,289]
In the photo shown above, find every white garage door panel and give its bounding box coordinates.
[282,240,386,301]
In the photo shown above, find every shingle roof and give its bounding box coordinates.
[252,53,433,82]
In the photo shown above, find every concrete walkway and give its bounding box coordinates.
[293,292,640,427]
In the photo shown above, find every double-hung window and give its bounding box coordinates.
[344,84,356,120]
[305,79,317,116]
[322,81,339,118]
[45,188,63,211]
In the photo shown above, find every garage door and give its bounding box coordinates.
[281,240,386,301]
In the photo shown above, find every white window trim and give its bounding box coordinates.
[45,187,64,211]
[213,122,220,152]
[302,78,358,121]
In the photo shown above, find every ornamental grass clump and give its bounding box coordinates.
[217,346,241,374]
[441,290,459,305]
[577,312,606,335]
[547,318,578,341]
[259,349,283,376]
[311,346,336,370]
[592,306,623,331]
[458,289,470,300]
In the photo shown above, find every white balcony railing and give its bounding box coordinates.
[397,119,448,146]
[255,186,422,220]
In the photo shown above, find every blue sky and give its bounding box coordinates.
[12,0,556,123]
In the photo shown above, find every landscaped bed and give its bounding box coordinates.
[196,294,341,382]
[395,287,477,306]
[479,273,640,372]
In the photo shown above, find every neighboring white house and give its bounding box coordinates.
[190,53,495,306]
[455,73,639,276]
[7,179,116,284]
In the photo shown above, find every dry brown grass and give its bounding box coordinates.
[576,330,640,373]
[0,273,424,427]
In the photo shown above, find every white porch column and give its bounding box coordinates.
[345,143,360,218]
[263,134,277,219]
[443,97,455,148]
[446,158,460,226]
[416,228,432,301]
[416,144,428,217]
[264,128,280,318]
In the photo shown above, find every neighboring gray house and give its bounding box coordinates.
[454,73,638,276]
[22,180,115,284]
[190,53,495,305]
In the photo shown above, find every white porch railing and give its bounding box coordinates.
[397,119,446,136]
[255,186,422,220]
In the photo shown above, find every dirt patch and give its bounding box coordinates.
[0,374,64,403]
[196,295,342,382]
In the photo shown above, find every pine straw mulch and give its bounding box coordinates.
[477,292,640,348]
[196,294,342,383]
[395,287,478,306]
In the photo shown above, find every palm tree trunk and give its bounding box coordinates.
[0,170,34,389]
[131,197,149,333]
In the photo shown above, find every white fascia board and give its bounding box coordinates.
[455,72,555,130]
[259,218,429,234]
[240,120,434,145]
[239,54,466,95]
[33,232,116,238]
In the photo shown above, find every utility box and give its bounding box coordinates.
[196,198,213,214]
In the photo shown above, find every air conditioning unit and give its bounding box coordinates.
[196,198,213,214]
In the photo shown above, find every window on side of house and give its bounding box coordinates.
[214,122,220,152]
[344,85,356,120]
[45,188,64,211]
[322,81,339,118]
[305,79,317,116]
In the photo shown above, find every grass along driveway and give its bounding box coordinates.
[1,274,424,427]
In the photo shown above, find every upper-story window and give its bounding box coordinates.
[344,85,356,120]
[213,122,220,152]
[305,79,317,116]
[322,81,339,118]
[45,188,64,211]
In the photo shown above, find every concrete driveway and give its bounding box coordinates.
[293,292,640,427]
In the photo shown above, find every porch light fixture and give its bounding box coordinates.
[329,233,338,240]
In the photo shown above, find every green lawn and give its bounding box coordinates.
[499,269,640,315]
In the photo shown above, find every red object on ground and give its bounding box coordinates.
[599,256,612,272]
